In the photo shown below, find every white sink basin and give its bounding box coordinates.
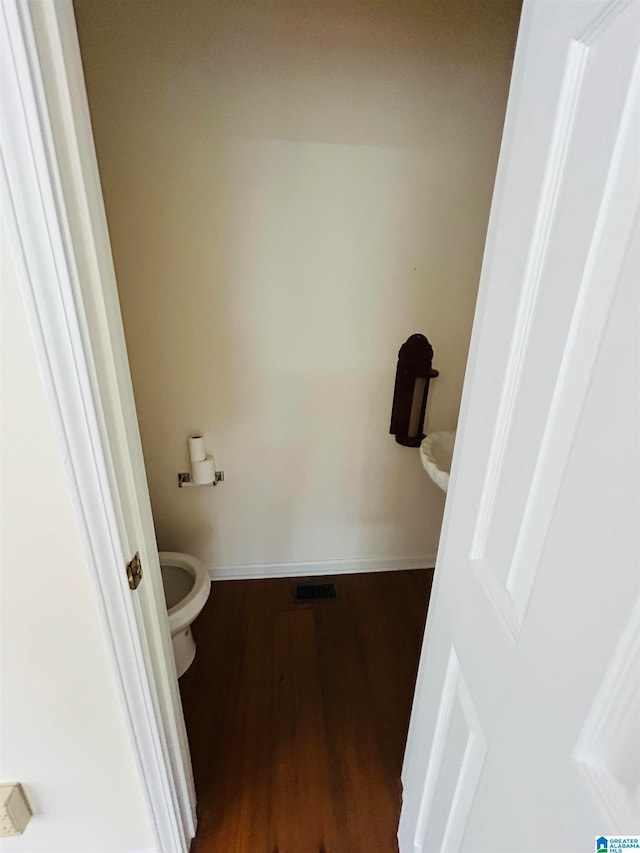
[420,431,456,493]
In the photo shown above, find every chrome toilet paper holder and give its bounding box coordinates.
[178,471,224,487]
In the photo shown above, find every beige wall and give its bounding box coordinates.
[74,0,520,572]
[0,226,154,851]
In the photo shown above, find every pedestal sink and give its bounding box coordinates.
[420,431,455,493]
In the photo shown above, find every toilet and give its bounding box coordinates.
[159,551,211,677]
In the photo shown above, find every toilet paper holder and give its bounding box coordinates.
[178,471,224,487]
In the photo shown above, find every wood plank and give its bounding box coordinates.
[313,575,401,852]
[347,570,433,786]
[269,607,339,853]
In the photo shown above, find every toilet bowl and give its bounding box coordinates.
[159,551,211,677]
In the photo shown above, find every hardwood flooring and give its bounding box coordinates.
[180,569,433,853]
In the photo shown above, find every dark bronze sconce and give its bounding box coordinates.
[389,334,439,447]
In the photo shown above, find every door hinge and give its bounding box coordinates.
[127,551,143,590]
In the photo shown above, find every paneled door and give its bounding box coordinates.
[399,2,640,851]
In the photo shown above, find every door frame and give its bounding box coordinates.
[0,1,194,850]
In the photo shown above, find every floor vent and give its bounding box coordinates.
[294,582,337,603]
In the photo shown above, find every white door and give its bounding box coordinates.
[399,2,640,851]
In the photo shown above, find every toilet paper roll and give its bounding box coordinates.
[188,434,207,463]
[191,455,216,485]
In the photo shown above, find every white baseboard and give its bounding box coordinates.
[207,554,437,581]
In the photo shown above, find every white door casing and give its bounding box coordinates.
[400,2,640,851]
[0,1,195,849]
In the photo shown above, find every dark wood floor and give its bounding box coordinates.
[180,569,433,853]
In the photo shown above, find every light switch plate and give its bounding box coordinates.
[0,783,32,836]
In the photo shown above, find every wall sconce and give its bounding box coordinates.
[389,333,439,447]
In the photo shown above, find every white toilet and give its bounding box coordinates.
[159,551,211,677]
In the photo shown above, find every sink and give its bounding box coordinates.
[420,431,456,493]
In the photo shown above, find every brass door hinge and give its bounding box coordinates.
[127,551,143,590]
